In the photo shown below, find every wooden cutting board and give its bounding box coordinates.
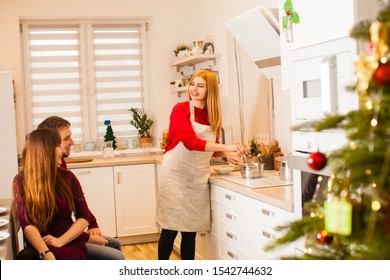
[65,157,93,164]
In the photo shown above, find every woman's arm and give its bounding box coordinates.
[24,225,56,260]
[42,218,89,248]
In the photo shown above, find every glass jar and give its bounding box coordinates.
[103,141,115,158]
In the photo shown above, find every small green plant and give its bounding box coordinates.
[129,107,153,138]
[248,137,258,156]
[174,44,191,56]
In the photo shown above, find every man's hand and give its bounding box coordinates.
[87,228,103,236]
[88,234,108,246]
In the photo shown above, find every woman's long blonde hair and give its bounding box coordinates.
[188,70,222,138]
[18,129,75,232]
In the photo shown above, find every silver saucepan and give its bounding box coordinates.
[240,162,265,179]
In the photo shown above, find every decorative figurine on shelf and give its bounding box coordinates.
[191,41,203,55]
[203,42,214,54]
[203,35,214,54]
[103,120,117,150]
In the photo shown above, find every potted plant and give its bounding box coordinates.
[174,44,191,57]
[129,107,154,148]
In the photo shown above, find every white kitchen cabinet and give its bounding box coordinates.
[114,164,158,237]
[210,183,252,259]
[250,199,295,259]
[210,183,295,259]
[288,0,355,50]
[194,199,219,260]
[70,167,117,237]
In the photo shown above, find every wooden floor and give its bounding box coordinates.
[122,242,180,260]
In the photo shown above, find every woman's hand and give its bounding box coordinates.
[44,251,56,260]
[224,151,243,165]
[227,144,247,156]
[43,235,66,248]
[224,144,246,164]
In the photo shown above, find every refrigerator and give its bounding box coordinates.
[0,71,18,199]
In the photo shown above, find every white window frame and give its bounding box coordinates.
[20,18,151,145]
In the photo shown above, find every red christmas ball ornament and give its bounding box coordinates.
[373,62,390,87]
[315,230,333,244]
[307,150,327,170]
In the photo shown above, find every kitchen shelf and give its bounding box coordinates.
[170,53,220,71]
[170,86,188,93]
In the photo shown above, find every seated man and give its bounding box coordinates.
[37,116,124,260]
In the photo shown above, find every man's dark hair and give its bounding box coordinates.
[37,116,70,131]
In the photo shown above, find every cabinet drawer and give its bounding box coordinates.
[219,239,251,260]
[251,221,295,260]
[251,200,294,228]
[218,221,251,255]
[215,203,251,233]
[196,232,219,260]
[211,184,251,214]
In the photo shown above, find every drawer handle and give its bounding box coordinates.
[226,231,237,240]
[224,194,235,201]
[262,231,275,240]
[76,170,91,175]
[261,208,274,217]
[200,233,206,237]
[225,213,236,220]
[116,170,121,184]
[227,250,237,259]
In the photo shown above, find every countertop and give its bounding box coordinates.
[66,154,294,212]
[209,169,293,212]
[66,153,163,168]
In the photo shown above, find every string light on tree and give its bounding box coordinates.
[315,230,334,244]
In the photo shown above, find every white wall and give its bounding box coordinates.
[0,0,291,154]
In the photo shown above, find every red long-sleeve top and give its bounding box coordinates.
[165,101,217,152]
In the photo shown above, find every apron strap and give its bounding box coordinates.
[190,100,195,124]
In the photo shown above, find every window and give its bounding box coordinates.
[21,19,150,143]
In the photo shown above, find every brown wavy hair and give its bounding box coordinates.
[187,70,222,138]
[18,129,75,232]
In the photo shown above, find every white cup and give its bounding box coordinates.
[126,138,136,149]
[73,143,81,153]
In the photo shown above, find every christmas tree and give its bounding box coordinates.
[265,3,390,259]
[104,120,117,149]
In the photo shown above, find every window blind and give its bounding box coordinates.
[91,24,144,139]
[21,20,148,143]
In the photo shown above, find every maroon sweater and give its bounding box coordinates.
[13,169,91,259]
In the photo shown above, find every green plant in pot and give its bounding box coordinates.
[174,44,191,57]
[129,107,154,148]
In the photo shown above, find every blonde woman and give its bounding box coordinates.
[156,70,246,260]
[13,129,91,260]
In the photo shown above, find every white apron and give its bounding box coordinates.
[156,100,215,232]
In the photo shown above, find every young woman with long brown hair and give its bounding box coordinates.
[13,129,91,260]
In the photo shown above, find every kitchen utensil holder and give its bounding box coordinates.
[260,155,274,170]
